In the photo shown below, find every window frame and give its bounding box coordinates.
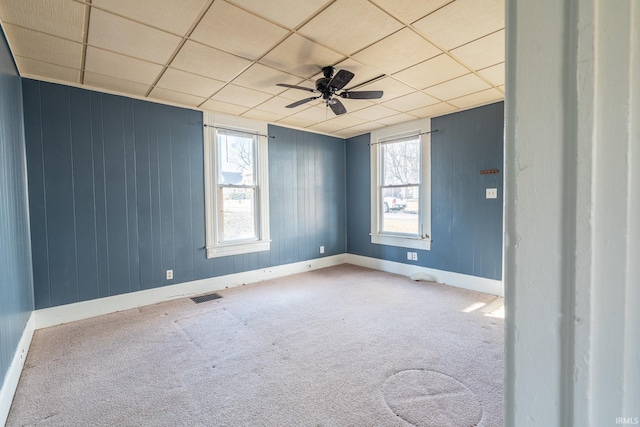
[203,112,270,258]
[370,118,432,251]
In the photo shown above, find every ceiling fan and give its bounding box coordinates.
[276,66,383,116]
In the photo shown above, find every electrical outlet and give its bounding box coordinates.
[486,188,498,199]
[166,269,173,280]
[412,252,418,261]
[407,251,412,260]
[320,246,325,254]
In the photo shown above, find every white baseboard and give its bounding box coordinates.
[345,254,504,296]
[0,312,35,427]
[33,252,502,330]
[35,254,346,330]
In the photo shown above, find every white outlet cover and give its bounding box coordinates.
[412,252,418,261]
[486,188,498,199]
[320,246,325,254]
[166,269,173,280]
[407,252,412,260]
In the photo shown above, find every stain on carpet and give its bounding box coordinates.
[382,369,483,427]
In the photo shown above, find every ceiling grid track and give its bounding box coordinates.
[0,0,506,138]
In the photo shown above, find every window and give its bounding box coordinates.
[203,113,270,258]
[370,119,431,250]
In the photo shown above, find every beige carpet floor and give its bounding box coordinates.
[7,264,504,426]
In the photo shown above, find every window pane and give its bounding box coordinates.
[220,187,256,241]
[381,138,420,186]
[381,186,419,235]
[218,131,255,185]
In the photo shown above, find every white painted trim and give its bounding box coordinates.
[0,313,35,427]
[203,112,270,259]
[370,119,432,251]
[345,254,503,296]
[34,255,346,330]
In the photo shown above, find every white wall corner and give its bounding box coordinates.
[0,313,35,427]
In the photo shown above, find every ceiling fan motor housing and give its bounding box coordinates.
[315,77,333,98]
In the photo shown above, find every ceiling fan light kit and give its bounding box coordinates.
[276,66,384,116]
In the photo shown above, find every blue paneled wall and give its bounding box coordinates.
[347,102,504,280]
[22,80,346,309]
[0,34,33,389]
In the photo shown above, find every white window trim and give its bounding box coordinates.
[203,112,270,258]
[370,118,432,251]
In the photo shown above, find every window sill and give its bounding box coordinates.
[371,233,431,251]
[206,240,271,259]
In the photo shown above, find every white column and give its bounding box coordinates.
[505,0,640,426]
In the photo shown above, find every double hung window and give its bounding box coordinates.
[203,113,270,258]
[370,119,431,250]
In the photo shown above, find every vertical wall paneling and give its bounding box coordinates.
[0,31,34,392]
[22,81,347,309]
[70,89,99,302]
[41,85,78,306]
[346,102,504,280]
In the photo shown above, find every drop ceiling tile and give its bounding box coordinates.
[413,0,504,50]
[382,91,439,111]
[352,28,441,75]
[0,0,85,41]
[276,115,318,129]
[376,113,418,126]
[191,1,288,60]
[307,121,344,134]
[226,0,329,29]
[259,34,345,78]
[201,99,250,115]
[255,96,307,113]
[92,0,208,36]
[88,9,181,64]
[157,68,225,98]
[424,73,490,100]
[289,105,332,122]
[299,0,402,55]
[333,58,386,89]
[478,62,505,86]
[344,121,385,136]
[84,72,151,96]
[277,81,317,100]
[233,64,304,95]
[3,25,82,69]
[148,87,207,107]
[323,114,368,129]
[212,84,273,108]
[85,47,163,85]
[15,57,80,84]
[333,128,362,138]
[362,77,415,102]
[370,0,453,24]
[409,102,457,118]
[498,84,505,92]
[393,54,469,89]
[241,109,287,122]
[448,88,503,109]
[171,41,252,82]
[451,30,505,71]
[338,98,375,114]
[350,104,399,121]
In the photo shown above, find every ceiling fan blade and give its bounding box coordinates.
[328,98,347,115]
[339,90,384,100]
[327,69,354,91]
[276,83,315,92]
[285,96,319,108]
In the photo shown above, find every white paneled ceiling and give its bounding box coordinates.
[0,0,504,138]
